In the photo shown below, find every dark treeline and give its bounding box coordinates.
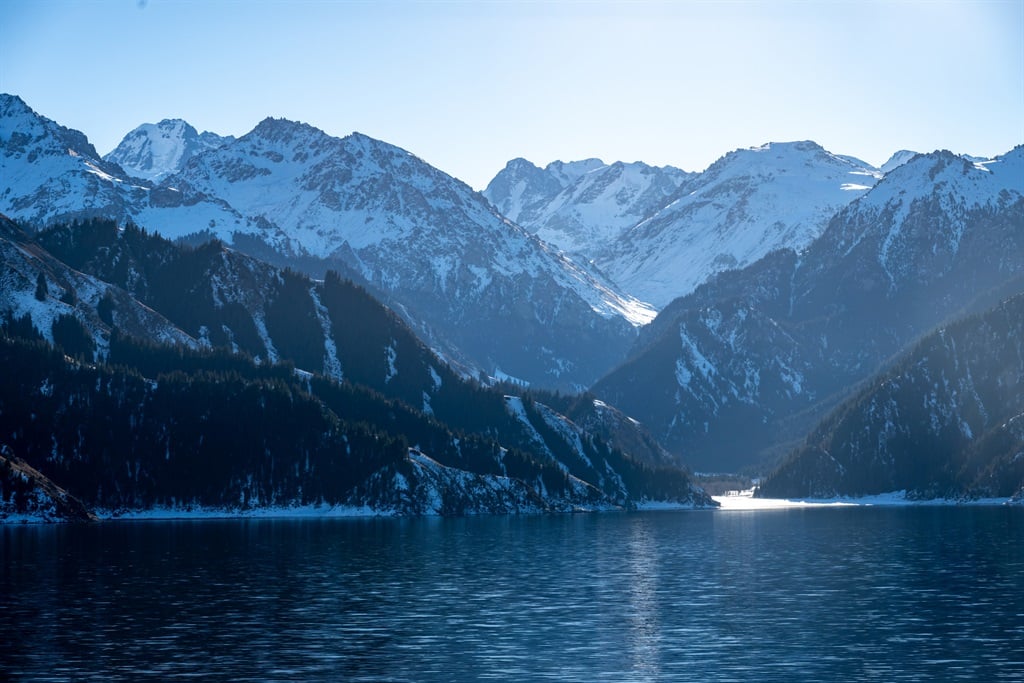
[0,325,700,514]
[0,332,407,512]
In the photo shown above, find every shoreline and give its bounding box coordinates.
[713,490,1017,510]
[3,492,1017,524]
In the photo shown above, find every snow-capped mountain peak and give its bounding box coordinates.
[0,93,140,226]
[811,146,1024,289]
[104,118,234,182]
[1,93,107,164]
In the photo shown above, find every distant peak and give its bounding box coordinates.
[0,92,36,119]
[125,118,198,139]
[502,157,543,173]
[545,158,606,186]
[747,140,825,155]
[154,118,193,131]
[248,117,326,143]
[546,158,605,172]
[880,150,920,174]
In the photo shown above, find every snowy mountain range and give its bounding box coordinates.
[0,94,141,226]
[0,94,653,390]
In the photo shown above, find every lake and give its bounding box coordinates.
[2,507,1023,681]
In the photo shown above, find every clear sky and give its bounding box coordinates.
[1,0,1021,189]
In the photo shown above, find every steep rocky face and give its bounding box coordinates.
[593,141,881,308]
[483,157,693,259]
[759,293,1024,500]
[104,118,234,182]
[593,147,1024,473]
[483,157,570,227]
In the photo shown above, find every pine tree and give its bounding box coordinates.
[34,273,48,301]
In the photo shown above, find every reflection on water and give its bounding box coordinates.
[2,508,1023,682]
[626,517,661,679]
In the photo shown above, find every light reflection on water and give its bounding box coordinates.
[2,508,1023,681]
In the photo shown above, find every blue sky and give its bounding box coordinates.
[1,0,1021,189]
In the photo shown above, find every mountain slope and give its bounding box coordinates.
[104,119,234,182]
[593,141,881,308]
[0,216,197,355]
[758,293,1024,499]
[593,147,1024,473]
[483,158,693,257]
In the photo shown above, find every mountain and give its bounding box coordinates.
[0,214,712,520]
[592,141,882,308]
[880,149,919,174]
[0,94,143,226]
[0,95,654,389]
[104,118,234,181]
[758,293,1024,500]
[483,158,693,257]
[592,146,1024,473]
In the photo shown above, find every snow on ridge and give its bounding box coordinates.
[594,141,881,308]
[484,155,692,258]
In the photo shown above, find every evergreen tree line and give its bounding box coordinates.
[2,309,701,515]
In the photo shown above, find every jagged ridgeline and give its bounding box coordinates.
[0,217,710,518]
[759,292,1024,500]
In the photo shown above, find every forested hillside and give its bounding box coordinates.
[758,293,1024,500]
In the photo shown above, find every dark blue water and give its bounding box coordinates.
[2,507,1023,682]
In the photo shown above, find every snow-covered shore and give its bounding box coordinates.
[713,490,1016,510]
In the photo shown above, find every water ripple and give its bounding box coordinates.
[2,508,1023,681]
